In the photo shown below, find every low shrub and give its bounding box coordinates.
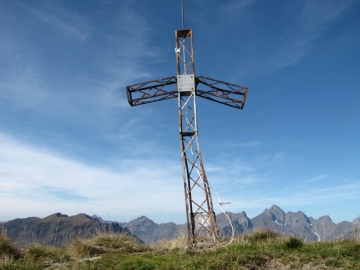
[93,234,148,253]
[246,229,279,243]
[285,236,303,249]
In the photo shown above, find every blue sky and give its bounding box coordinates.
[1,0,360,224]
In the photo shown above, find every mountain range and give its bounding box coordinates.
[103,205,360,244]
[1,205,359,247]
[0,212,132,247]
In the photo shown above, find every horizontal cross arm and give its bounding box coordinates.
[126,76,178,106]
[196,76,248,109]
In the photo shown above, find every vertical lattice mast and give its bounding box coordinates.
[175,29,217,244]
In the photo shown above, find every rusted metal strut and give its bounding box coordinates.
[126,29,248,246]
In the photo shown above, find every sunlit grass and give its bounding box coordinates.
[1,230,360,269]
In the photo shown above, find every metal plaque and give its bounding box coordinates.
[177,75,195,92]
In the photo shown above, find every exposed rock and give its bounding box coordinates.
[120,216,183,244]
[311,215,337,241]
[3,206,359,246]
[1,213,133,247]
[263,205,286,224]
[216,211,252,236]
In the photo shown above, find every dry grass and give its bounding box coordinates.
[0,232,22,260]
[1,230,360,269]
[232,228,280,244]
[154,234,189,251]
[67,233,148,259]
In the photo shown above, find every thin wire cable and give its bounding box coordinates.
[203,181,235,247]
[180,0,187,74]
[195,167,235,247]
[181,0,185,29]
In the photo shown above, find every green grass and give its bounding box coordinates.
[1,231,360,269]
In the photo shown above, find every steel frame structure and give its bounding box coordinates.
[126,29,248,246]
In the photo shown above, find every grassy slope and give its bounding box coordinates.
[1,230,360,269]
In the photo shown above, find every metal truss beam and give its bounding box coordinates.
[126,75,248,109]
[196,76,248,109]
[126,76,177,106]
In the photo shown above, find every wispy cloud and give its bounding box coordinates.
[219,0,256,18]
[206,140,263,149]
[17,2,90,41]
[239,0,354,76]
[199,146,360,222]
[271,0,352,70]
[0,133,184,221]
[221,181,360,219]
[1,132,359,223]
[305,174,329,183]
[0,1,163,148]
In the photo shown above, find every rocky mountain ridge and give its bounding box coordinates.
[95,205,360,244]
[0,213,133,247]
[2,205,359,246]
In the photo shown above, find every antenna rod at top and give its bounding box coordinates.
[181,0,185,29]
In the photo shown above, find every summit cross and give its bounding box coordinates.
[126,29,248,246]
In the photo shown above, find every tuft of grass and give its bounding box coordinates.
[68,239,102,259]
[244,229,279,243]
[285,236,303,249]
[67,233,148,260]
[25,245,69,261]
[93,234,147,253]
[0,233,22,260]
[0,233,43,269]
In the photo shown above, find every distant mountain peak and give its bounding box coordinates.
[318,215,333,222]
[353,217,360,225]
[55,213,68,217]
[270,205,283,211]
[134,215,151,221]
[92,215,104,223]
[263,205,285,222]
[43,213,69,221]
[127,216,156,227]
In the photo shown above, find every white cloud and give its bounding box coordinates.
[221,181,360,219]
[0,133,184,221]
[0,1,163,144]
[1,132,359,224]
